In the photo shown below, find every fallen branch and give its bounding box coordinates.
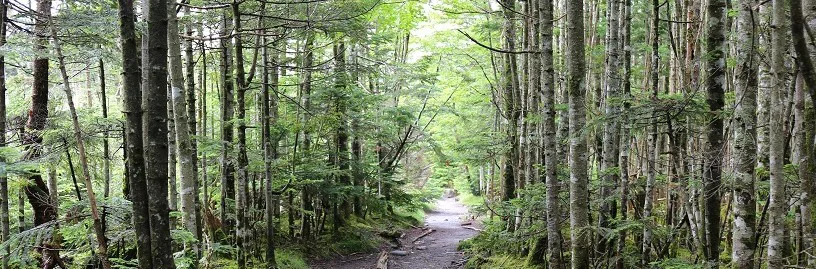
[376,250,388,269]
[412,229,436,243]
[462,226,484,232]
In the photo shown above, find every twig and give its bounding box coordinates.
[462,226,484,232]
[412,229,435,243]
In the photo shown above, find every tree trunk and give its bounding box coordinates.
[143,0,176,266]
[167,0,200,262]
[600,0,621,256]
[500,0,519,220]
[703,0,726,264]
[118,0,152,266]
[767,0,789,265]
[642,0,659,263]
[616,0,632,267]
[52,26,112,269]
[731,0,759,266]
[334,38,351,224]
[231,2,250,265]
[0,1,8,267]
[300,33,315,241]
[541,0,563,266]
[219,8,236,237]
[22,0,61,267]
[567,0,589,265]
[183,6,202,261]
[263,33,282,269]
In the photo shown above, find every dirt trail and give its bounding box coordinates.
[313,196,479,269]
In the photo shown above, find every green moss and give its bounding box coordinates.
[276,249,309,269]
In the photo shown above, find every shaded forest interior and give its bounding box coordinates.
[0,0,812,268]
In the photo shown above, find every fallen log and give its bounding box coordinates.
[412,229,436,243]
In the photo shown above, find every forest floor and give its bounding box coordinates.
[312,196,480,269]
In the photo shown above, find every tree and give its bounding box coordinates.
[767,0,789,265]
[22,0,61,266]
[219,8,236,237]
[541,0,563,265]
[51,25,112,269]
[731,0,759,266]
[143,0,175,266]
[566,0,589,266]
[117,0,152,266]
[0,1,8,267]
[167,0,199,262]
[599,0,621,256]
[500,0,518,211]
[703,0,726,264]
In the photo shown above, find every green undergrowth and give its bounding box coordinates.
[206,203,427,268]
[463,253,539,269]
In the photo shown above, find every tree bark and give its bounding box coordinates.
[263,32,282,269]
[0,1,8,267]
[703,0,726,264]
[143,0,176,266]
[232,2,250,265]
[731,0,759,266]
[219,8,236,237]
[642,0,659,264]
[500,0,519,230]
[52,26,112,269]
[540,0,563,266]
[300,33,315,240]
[334,37,351,224]
[117,0,152,265]
[567,0,589,265]
[167,0,200,262]
[183,6,202,261]
[767,0,789,265]
[600,0,621,256]
[616,0,632,267]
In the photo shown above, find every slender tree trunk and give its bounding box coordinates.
[334,38,351,224]
[501,0,519,221]
[167,0,199,262]
[794,72,815,266]
[183,6,202,260]
[616,0,632,267]
[0,1,8,267]
[118,0,152,266]
[731,0,759,266]
[541,0,563,266]
[52,27,112,269]
[792,0,816,100]
[219,9,236,237]
[794,0,816,265]
[642,0,660,263]
[567,0,589,265]
[168,94,177,217]
[767,0,789,265]
[300,33,314,240]
[231,2,250,265]
[263,33,281,269]
[143,0,175,266]
[703,0,726,264]
[600,0,621,256]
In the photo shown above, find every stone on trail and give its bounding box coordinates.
[416,246,427,250]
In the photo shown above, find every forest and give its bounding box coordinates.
[0,0,812,267]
